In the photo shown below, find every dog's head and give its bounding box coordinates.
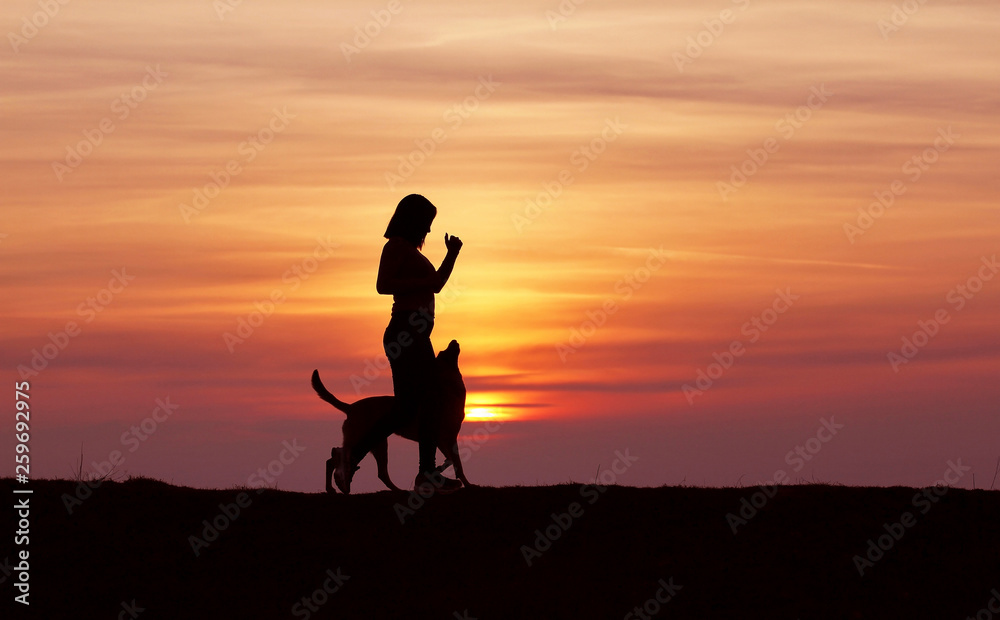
[436,339,461,369]
[436,339,466,410]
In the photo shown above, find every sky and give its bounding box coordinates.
[3,0,999,494]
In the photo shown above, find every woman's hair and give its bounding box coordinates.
[384,194,437,248]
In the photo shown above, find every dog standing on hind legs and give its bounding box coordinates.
[311,339,472,493]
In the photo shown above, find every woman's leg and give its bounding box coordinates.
[407,338,439,475]
[387,318,438,474]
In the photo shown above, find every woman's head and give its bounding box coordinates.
[384,194,437,248]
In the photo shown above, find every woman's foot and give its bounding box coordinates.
[414,470,463,495]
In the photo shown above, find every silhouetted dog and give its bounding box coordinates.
[311,339,471,493]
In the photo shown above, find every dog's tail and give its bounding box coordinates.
[311,370,350,414]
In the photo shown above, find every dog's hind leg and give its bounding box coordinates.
[325,447,338,494]
[372,438,401,491]
[447,441,473,488]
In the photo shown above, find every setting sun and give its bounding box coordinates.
[465,406,503,422]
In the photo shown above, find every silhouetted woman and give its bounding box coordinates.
[334,194,463,494]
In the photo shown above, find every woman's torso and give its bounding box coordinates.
[385,238,436,317]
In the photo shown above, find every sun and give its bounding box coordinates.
[464,392,518,421]
[465,406,503,421]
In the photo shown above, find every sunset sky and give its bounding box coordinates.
[4,0,998,493]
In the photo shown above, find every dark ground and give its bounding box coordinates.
[3,478,999,619]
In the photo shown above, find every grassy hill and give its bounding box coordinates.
[3,478,999,618]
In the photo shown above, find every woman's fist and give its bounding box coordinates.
[445,233,463,253]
